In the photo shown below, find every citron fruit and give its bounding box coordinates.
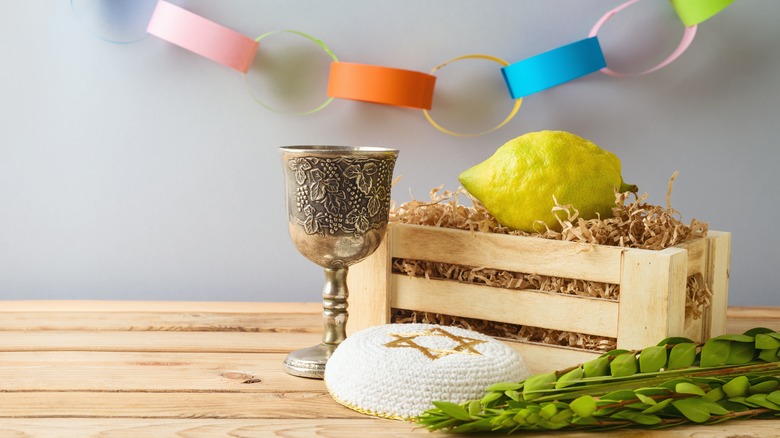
[459,130,637,232]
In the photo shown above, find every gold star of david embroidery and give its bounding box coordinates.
[383,327,487,360]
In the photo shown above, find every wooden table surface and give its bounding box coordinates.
[1,302,779,437]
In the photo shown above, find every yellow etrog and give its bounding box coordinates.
[459,130,637,232]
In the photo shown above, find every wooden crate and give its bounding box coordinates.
[347,223,730,372]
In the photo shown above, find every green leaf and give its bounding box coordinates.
[700,339,730,367]
[610,353,638,377]
[635,387,673,397]
[522,372,557,400]
[756,333,780,350]
[583,356,610,378]
[468,399,482,416]
[718,400,750,412]
[550,409,573,423]
[768,391,780,405]
[432,401,472,421]
[505,390,521,402]
[759,347,779,363]
[714,334,755,343]
[722,376,750,398]
[726,341,756,365]
[537,419,568,430]
[610,410,662,425]
[728,396,760,408]
[448,417,492,433]
[750,380,780,395]
[572,415,598,425]
[746,393,780,410]
[668,343,697,369]
[657,336,695,346]
[602,390,638,401]
[539,403,558,419]
[635,393,656,405]
[703,387,726,402]
[601,349,632,358]
[486,382,522,392]
[672,397,711,423]
[570,395,596,418]
[555,367,583,389]
[743,327,775,336]
[702,401,731,416]
[480,391,503,405]
[639,346,667,373]
[642,398,674,414]
[676,382,706,396]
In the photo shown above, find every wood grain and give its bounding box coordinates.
[0,312,322,332]
[0,301,321,314]
[390,274,619,337]
[391,223,625,283]
[0,352,321,393]
[1,418,779,438]
[706,231,732,338]
[617,247,688,349]
[347,233,392,336]
[0,331,321,353]
[0,392,365,419]
[0,301,778,437]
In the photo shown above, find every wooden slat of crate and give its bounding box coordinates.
[348,236,392,338]
[706,231,731,338]
[617,247,689,349]
[391,224,624,283]
[390,275,619,337]
[681,238,707,276]
[507,342,600,372]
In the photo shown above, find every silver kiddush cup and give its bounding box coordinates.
[280,146,398,378]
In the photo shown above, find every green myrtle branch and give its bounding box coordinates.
[417,327,780,433]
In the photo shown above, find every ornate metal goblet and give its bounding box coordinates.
[280,145,398,378]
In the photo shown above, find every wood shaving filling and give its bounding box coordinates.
[389,178,711,352]
[391,308,616,352]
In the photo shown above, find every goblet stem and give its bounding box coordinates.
[322,267,348,346]
[282,267,351,379]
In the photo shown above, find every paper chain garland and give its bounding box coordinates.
[73,0,734,137]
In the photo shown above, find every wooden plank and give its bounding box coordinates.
[347,231,392,336]
[706,231,731,338]
[505,341,600,374]
[0,419,428,438]
[617,247,688,350]
[683,314,704,343]
[391,275,618,337]
[728,306,780,322]
[0,392,365,419]
[727,307,780,334]
[0,331,322,353]
[0,352,323,393]
[0,312,322,332]
[0,301,321,314]
[3,418,780,438]
[678,238,707,277]
[391,224,624,283]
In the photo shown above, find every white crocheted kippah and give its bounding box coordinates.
[324,323,530,420]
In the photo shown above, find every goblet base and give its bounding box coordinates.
[283,343,337,379]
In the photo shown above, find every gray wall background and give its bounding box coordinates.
[1,1,778,306]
